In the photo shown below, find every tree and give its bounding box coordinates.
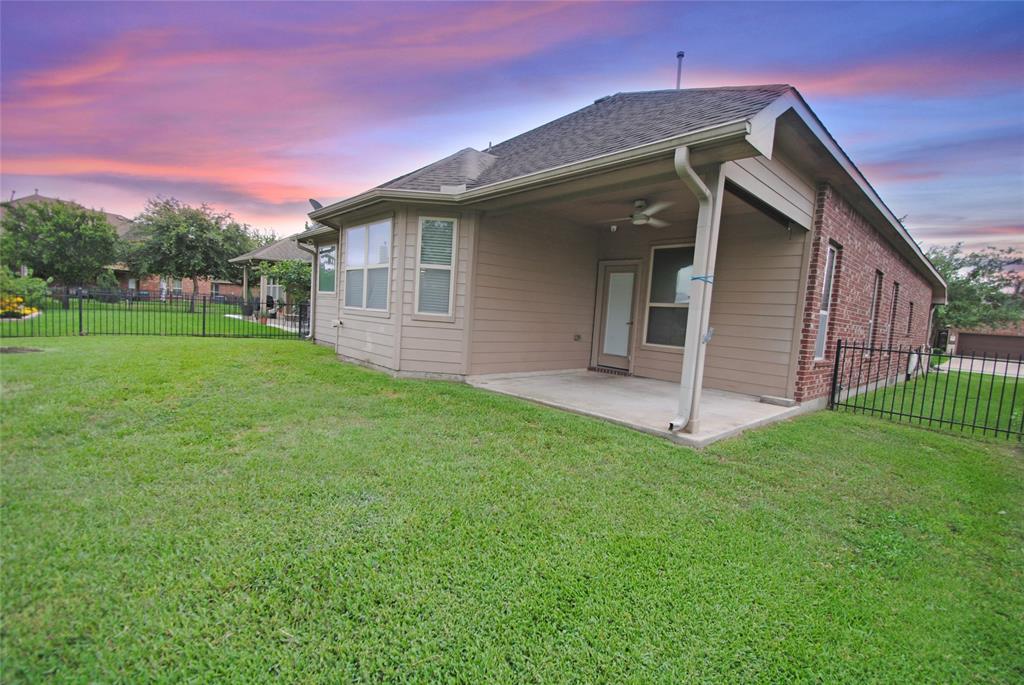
[927,243,1023,331]
[255,259,311,305]
[0,200,119,287]
[130,198,268,312]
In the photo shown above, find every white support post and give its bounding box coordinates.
[671,147,725,434]
[259,273,268,317]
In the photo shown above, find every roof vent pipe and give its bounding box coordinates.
[675,51,685,89]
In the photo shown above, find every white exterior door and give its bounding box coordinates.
[596,264,637,370]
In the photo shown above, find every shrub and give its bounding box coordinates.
[0,269,51,314]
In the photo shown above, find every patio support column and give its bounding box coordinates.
[259,273,268,315]
[671,147,725,434]
[241,265,248,301]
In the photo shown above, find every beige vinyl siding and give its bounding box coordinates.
[398,209,472,375]
[725,153,815,229]
[312,235,338,348]
[337,215,400,369]
[469,214,597,375]
[704,212,807,397]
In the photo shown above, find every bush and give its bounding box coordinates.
[0,269,51,315]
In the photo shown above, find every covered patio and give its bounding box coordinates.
[468,370,807,448]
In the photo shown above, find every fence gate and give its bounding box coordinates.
[0,287,309,340]
[829,340,1023,440]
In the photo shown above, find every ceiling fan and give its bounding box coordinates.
[605,199,673,229]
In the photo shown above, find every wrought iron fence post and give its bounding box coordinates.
[202,295,207,337]
[77,288,84,335]
[828,339,843,409]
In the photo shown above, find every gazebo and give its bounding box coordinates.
[229,234,313,312]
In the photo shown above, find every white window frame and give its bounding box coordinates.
[342,219,392,312]
[643,242,696,350]
[866,270,883,352]
[814,244,838,360]
[414,216,458,319]
[316,243,337,294]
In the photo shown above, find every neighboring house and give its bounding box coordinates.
[296,85,947,444]
[949,322,1024,357]
[1,192,242,297]
[229,234,313,305]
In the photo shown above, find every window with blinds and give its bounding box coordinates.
[416,218,457,316]
[343,220,391,310]
[814,245,838,359]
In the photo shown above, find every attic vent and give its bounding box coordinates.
[593,95,612,104]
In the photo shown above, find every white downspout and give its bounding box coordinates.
[669,146,724,433]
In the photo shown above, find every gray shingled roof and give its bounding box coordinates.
[381,85,791,192]
[229,234,312,263]
[0,192,137,238]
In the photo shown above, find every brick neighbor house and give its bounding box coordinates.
[296,85,947,446]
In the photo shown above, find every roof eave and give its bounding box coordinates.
[308,119,754,225]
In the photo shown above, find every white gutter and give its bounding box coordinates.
[308,120,753,224]
[669,146,725,433]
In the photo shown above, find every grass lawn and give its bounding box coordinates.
[837,368,1024,439]
[0,298,296,338]
[2,338,1022,683]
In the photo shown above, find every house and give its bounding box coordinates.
[948,322,1024,357]
[296,85,947,446]
[229,234,313,306]
[1,192,243,298]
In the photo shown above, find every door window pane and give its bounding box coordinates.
[602,272,634,357]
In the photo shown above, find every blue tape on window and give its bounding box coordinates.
[690,274,714,284]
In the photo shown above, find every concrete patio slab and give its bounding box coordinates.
[468,370,811,448]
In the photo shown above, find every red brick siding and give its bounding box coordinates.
[794,184,933,402]
[116,274,242,298]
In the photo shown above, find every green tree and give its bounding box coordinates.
[0,200,119,286]
[130,198,268,312]
[927,243,1023,330]
[255,259,311,304]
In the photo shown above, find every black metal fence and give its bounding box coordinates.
[0,287,309,339]
[829,340,1023,440]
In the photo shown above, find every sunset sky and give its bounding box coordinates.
[1,1,1022,248]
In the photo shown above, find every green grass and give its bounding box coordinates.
[0,298,295,338]
[838,369,1023,439]
[2,338,1022,683]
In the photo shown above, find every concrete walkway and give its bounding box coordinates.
[937,358,1024,378]
[468,370,809,448]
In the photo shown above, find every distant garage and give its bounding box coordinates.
[956,332,1024,358]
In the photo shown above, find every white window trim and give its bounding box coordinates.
[642,241,695,351]
[866,270,883,354]
[414,216,458,320]
[316,242,338,294]
[342,220,392,312]
[814,245,837,360]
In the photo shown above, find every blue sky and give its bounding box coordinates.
[1,1,1021,248]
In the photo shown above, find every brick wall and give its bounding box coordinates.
[794,184,934,402]
[116,274,242,298]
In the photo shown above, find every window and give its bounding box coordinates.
[866,271,883,348]
[907,302,914,335]
[128,278,137,291]
[211,282,220,296]
[343,220,391,310]
[416,217,457,316]
[644,244,695,347]
[814,245,838,359]
[887,282,900,347]
[172,278,183,296]
[317,244,336,293]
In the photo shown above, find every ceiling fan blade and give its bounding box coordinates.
[647,217,670,228]
[644,201,674,216]
[603,216,634,223]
